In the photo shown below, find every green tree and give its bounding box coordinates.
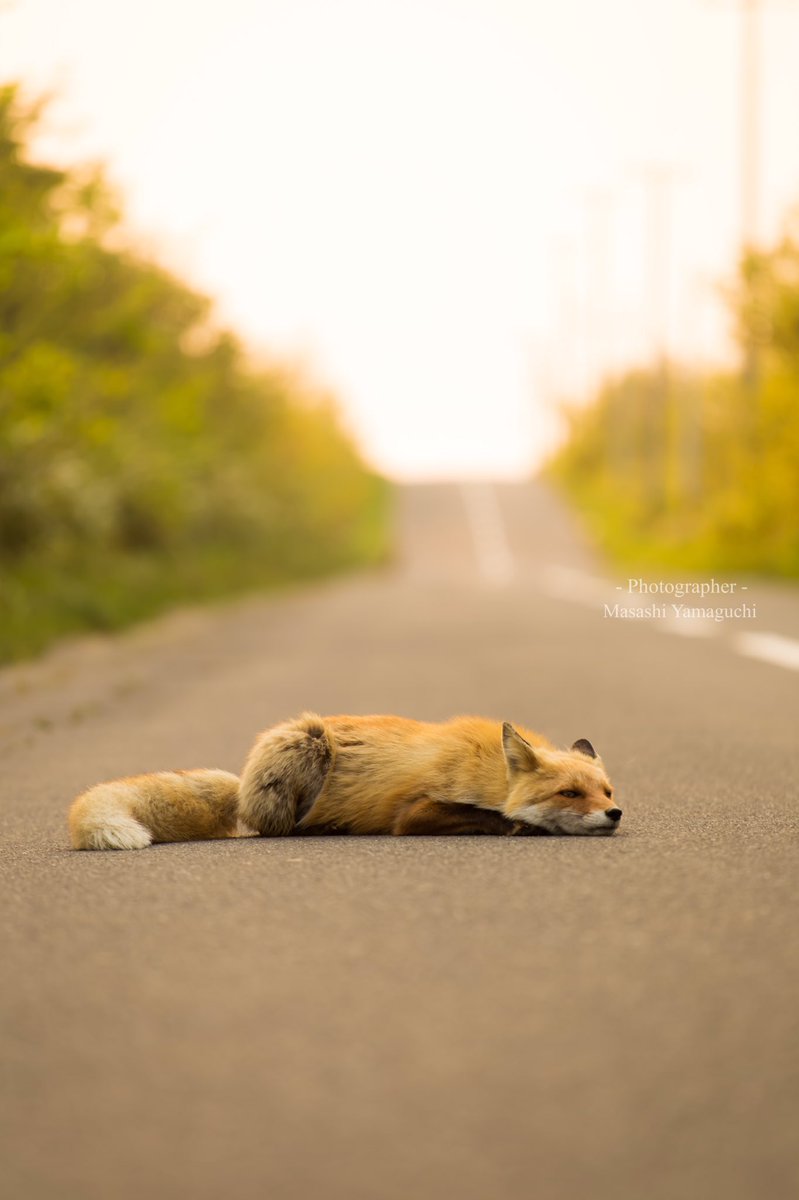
[0,85,389,660]
[548,214,799,575]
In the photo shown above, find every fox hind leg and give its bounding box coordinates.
[392,798,520,836]
[238,713,333,836]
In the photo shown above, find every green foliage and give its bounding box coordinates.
[548,215,799,577]
[0,85,389,662]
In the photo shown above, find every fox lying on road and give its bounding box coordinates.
[68,714,622,850]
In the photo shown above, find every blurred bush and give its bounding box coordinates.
[0,85,389,661]
[548,218,799,577]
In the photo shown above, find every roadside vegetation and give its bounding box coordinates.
[548,218,799,576]
[0,85,389,663]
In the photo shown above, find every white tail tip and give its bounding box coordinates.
[72,813,152,851]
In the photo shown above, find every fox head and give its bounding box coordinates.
[501,722,621,835]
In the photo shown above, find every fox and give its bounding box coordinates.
[68,714,621,849]
[239,713,621,837]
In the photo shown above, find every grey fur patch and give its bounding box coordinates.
[238,716,333,836]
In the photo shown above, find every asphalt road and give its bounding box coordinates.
[2,482,798,1200]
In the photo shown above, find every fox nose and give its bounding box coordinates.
[605,808,623,823]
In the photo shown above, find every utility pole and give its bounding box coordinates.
[551,236,582,401]
[708,0,776,248]
[632,165,685,366]
[740,0,762,247]
[581,188,614,397]
[740,0,764,389]
[631,164,687,506]
[709,0,795,387]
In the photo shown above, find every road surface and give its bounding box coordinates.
[2,482,798,1200]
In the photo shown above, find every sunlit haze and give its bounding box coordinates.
[3,0,799,478]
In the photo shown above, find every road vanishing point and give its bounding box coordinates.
[2,482,798,1200]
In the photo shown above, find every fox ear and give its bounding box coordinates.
[502,722,540,776]
[571,738,597,759]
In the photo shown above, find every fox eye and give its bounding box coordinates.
[559,789,582,799]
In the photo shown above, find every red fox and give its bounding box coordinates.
[68,714,621,849]
[238,713,621,837]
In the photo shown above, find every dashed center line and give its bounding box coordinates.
[660,616,719,638]
[460,483,515,587]
[733,631,799,672]
[538,564,609,608]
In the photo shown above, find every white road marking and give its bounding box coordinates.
[538,564,609,608]
[460,483,515,587]
[660,616,718,638]
[531,549,799,674]
[734,631,799,672]
[539,565,721,639]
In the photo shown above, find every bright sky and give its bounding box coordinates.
[3,0,799,478]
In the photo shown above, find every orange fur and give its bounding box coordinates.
[69,769,240,850]
[239,713,620,837]
[68,715,621,848]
